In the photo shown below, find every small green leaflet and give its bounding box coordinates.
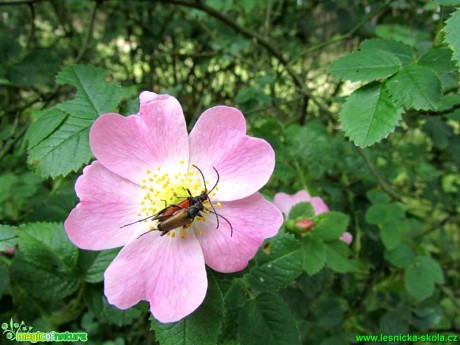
[244,232,302,292]
[301,236,326,276]
[418,47,455,73]
[385,65,442,111]
[328,50,401,82]
[405,256,444,301]
[360,39,416,65]
[340,83,403,148]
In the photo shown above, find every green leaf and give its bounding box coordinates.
[366,203,405,225]
[26,65,122,178]
[28,115,93,178]
[443,7,460,69]
[25,108,68,149]
[437,93,460,112]
[366,190,391,204]
[360,39,416,65]
[375,25,427,47]
[79,248,120,283]
[340,83,403,148]
[9,49,61,87]
[328,50,401,82]
[10,223,79,300]
[85,284,143,326]
[0,34,21,62]
[325,242,359,273]
[445,109,460,121]
[221,280,247,340]
[380,218,402,250]
[56,65,122,119]
[0,224,18,251]
[239,293,300,345]
[244,232,302,292]
[418,47,455,73]
[289,202,315,219]
[302,236,326,276]
[385,65,442,110]
[379,311,409,334]
[312,212,349,241]
[384,243,415,268]
[151,273,224,345]
[405,256,444,301]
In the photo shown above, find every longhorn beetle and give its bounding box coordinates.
[122,165,233,237]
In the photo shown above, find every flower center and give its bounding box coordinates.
[136,162,218,238]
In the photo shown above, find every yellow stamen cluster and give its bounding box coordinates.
[135,162,218,239]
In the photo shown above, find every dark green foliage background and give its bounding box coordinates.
[1,1,459,344]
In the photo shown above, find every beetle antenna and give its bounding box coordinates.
[203,205,233,237]
[192,165,219,194]
[192,164,208,192]
[121,214,156,228]
[208,167,220,194]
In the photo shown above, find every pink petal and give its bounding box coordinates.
[104,231,207,323]
[90,92,189,184]
[273,192,294,217]
[291,190,311,204]
[273,190,311,217]
[65,161,142,250]
[310,197,329,215]
[189,106,275,201]
[340,232,353,245]
[197,193,282,273]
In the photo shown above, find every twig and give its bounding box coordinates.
[439,285,460,314]
[75,0,99,63]
[356,147,403,202]
[154,0,305,92]
[289,0,392,66]
[26,1,36,48]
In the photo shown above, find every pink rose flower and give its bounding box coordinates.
[274,190,329,218]
[65,92,282,323]
[273,190,352,244]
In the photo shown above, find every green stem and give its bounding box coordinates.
[293,158,309,193]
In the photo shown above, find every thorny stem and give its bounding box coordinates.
[355,147,403,202]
